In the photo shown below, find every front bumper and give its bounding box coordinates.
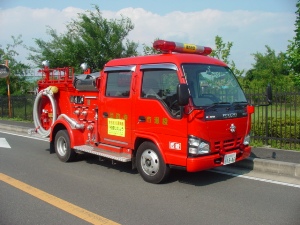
[186,146,251,172]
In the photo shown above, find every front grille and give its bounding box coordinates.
[214,137,242,151]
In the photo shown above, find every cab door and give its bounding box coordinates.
[133,63,188,166]
[99,66,135,148]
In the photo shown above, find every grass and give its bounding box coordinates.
[0,116,33,122]
[251,139,300,151]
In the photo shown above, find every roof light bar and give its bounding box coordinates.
[153,40,212,55]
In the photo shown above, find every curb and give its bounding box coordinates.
[233,157,300,178]
[0,123,32,134]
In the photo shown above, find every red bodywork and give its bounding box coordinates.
[35,52,254,172]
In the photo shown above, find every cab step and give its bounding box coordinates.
[74,145,131,162]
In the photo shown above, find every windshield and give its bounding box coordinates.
[182,64,247,107]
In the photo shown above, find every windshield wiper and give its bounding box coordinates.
[204,102,231,110]
[232,101,248,108]
[232,101,248,105]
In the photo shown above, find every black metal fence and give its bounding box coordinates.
[0,95,35,121]
[0,88,299,150]
[246,87,300,150]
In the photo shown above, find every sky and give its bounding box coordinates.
[0,0,298,73]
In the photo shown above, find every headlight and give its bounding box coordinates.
[188,136,210,155]
[243,134,251,145]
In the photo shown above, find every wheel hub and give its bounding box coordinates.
[57,137,67,156]
[145,159,151,167]
[141,150,159,176]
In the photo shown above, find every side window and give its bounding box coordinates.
[141,71,161,98]
[105,71,132,97]
[141,69,180,116]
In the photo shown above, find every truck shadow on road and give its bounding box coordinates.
[78,153,139,175]
[167,167,251,186]
[48,150,256,186]
[78,153,257,186]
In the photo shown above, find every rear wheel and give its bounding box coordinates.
[136,141,170,184]
[54,130,76,162]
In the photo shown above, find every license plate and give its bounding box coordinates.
[223,153,236,165]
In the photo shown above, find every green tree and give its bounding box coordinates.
[244,46,289,89]
[0,35,33,95]
[210,35,244,77]
[142,38,161,55]
[286,0,300,87]
[28,5,138,72]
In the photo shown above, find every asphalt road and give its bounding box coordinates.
[1,131,300,225]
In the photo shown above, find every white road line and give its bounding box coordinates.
[0,131,49,142]
[0,138,11,148]
[210,169,300,189]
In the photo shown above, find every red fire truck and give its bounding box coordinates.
[33,40,255,183]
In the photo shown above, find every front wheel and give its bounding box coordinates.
[54,130,76,162]
[136,142,170,184]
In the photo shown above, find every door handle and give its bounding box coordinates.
[138,116,146,122]
[103,112,108,118]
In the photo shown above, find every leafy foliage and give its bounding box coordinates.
[142,38,161,55]
[285,0,300,89]
[242,46,290,90]
[286,0,300,74]
[210,35,244,77]
[252,116,300,141]
[27,5,138,72]
[0,35,33,95]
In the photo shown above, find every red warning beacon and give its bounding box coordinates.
[153,39,212,55]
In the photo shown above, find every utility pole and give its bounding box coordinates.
[5,60,11,117]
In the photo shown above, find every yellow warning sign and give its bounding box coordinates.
[108,118,125,137]
[183,43,197,53]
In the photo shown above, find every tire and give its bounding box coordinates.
[54,130,76,162]
[136,141,170,184]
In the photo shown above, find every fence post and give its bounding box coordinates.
[11,97,14,118]
[24,96,27,120]
[0,96,2,117]
[265,105,269,146]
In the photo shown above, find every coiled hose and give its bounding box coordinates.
[33,88,57,137]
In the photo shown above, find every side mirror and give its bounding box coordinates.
[94,75,101,89]
[267,83,272,105]
[177,84,190,106]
